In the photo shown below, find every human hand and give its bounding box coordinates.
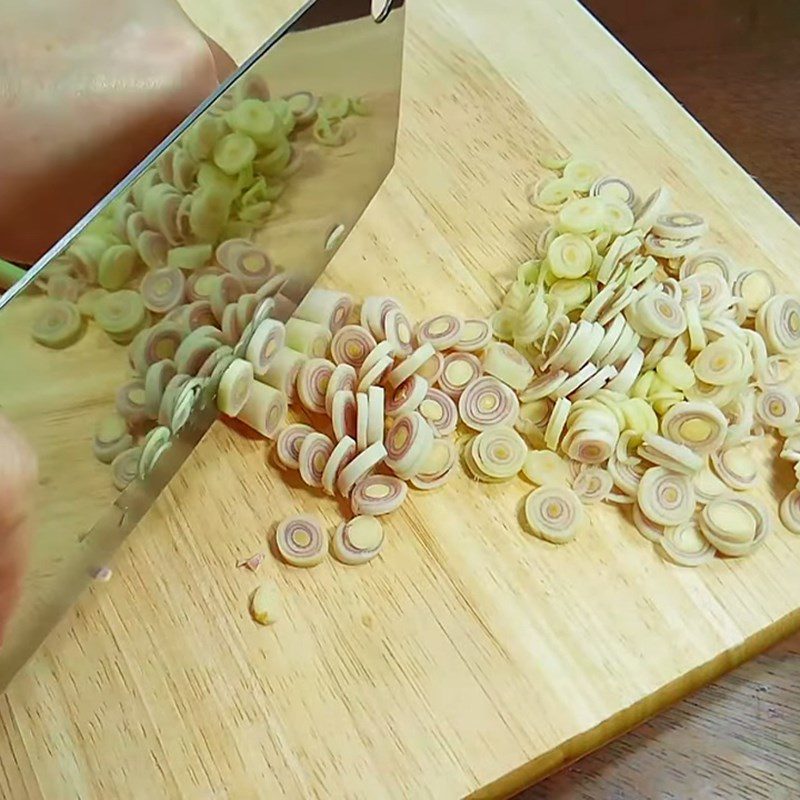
[0,415,37,644]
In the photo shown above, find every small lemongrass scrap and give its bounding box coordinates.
[249,582,280,626]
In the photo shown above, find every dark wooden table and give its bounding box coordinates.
[524,2,800,797]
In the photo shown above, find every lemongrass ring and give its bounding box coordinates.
[208,273,244,322]
[590,176,637,209]
[524,486,584,544]
[453,319,492,352]
[31,300,84,348]
[275,423,314,469]
[387,343,435,387]
[652,212,708,240]
[386,375,428,417]
[275,515,328,567]
[337,441,387,495]
[755,386,799,429]
[520,450,570,488]
[520,371,569,402]
[321,436,357,495]
[637,466,695,526]
[330,324,378,369]
[608,454,645,497]
[681,251,734,283]
[297,432,334,488]
[605,348,644,395]
[438,353,482,398]
[692,337,749,386]
[217,358,254,416]
[556,196,606,234]
[330,389,358,441]
[661,401,728,454]
[115,380,148,424]
[779,489,800,535]
[659,519,716,566]
[630,292,687,339]
[354,392,370,451]
[709,443,758,491]
[544,396,571,450]
[295,288,353,332]
[551,363,599,399]
[419,388,458,436]
[458,376,519,431]
[699,494,769,557]
[542,322,577,371]
[174,335,220,376]
[472,426,527,480]
[733,269,775,318]
[332,516,385,565]
[92,414,133,464]
[547,233,593,279]
[383,307,414,357]
[572,466,613,504]
[324,363,357,415]
[352,475,408,514]
[111,447,142,491]
[158,375,191,426]
[568,365,618,401]
[296,358,334,415]
[481,343,533,390]
[360,296,401,339]
[416,314,463,351]
[355,356,391,393]
[216,239,275,291]
[410,439,458,489]
[530,176,573,211]
[637,432,703,475]
[284,318,331,358]
[384,411,434,479]
[186,300,217,330]
[561,322,605,373]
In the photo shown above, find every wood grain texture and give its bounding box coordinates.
[3,0,800,798]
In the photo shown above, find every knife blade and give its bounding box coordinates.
[0,0,405,687]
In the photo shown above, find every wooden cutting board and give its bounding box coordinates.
[3,1,800,798]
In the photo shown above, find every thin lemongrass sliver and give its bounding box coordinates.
[680,251,733,284]
[523,485,584,544]
[418,387,458,436]
[544,396,571,450]
[352,475,408,515]
[321,436,357,496]
[158,374,191,426]
[637,432,703,475]
[137,426,172,479]
[332,516,385,565]
[249,582,281,626]
[519,370,569,402]
[275,515,327,567]
[356,392,370,451]
[275,423,314,469]
[367,386,385,446]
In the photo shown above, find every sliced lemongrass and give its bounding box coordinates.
[360,296,401,338]
[549,277,593,312]
[137,426,172,479]
[77,287,109,318]
[471,426,527,480]
[254,273,289,304]
[434,352,481,398]
[355,392,370,451]
[603,201,635,235]
[327,385,360,440]
[459,376,519,431]
[387,343,434,387]
[249,582,280,626]
[593,390,629,430]
[691,337,749,387]
[780,436,800,462]
[481,342,533,390]
[516,399,551,442]
[286,90,319,127]
[755,386,798,429]
[680,251,732,284]
[367,386,385,446]
[297,431,334,488]
[207,274,243,322]
[710,443,757,491]
[115,380,148,425]
[260,347,305,400]
[295,288,353,332]
[166,243,213,272]
[520,370,569,402]
[604,348,643,395]
[331,324,378,368]
[732,269,775,318]
[629,292,687,338]
[562,158,602,192]
[644,234,700,260]
[607,453,645,497]
[562,321,606,373]
[597,286,639,327]
[661,401,727,453]
[352,475,407,515]
[566,401,620,437]
[186,267,223,304]
[632,503,665,543]
[756,294,800,355]
[569,364,618,401]
[542,321,577,372]
[252,298,276,329]
[94,244,134,292]
[337,441,387,495]
[235,294,259,331]
[332,516,385,565]
[384,411,434,479]
[544,396,571,450]
[538,152,572,171]
[530,176,573,211]
[295,358,334,415]
[217,358,254,416]
[637,432,703,475]
[592,315,627,366]
[275,423,314,469]
[556,196,605,234]
[415,314,463,351]
[520,449,571,487]
[658,519,715,566]
[572,466,613,504]
[275,515,327,567]
[779,489,800,534]
[111,447,142,491]
[221,303,243,346]
[356,355,393,393]
[699,494,769,556]
[524,486,583,544]
[284,318,331,358]
[563,426,616,464]
[546,233,593,279]
[138,267,184,315]
[325,363,357,415]
[684,379,743,408]
[244,318,285,378]
[386,375,428,417]
[215,239,275,292]
[95,290,146,341]
[637,466,695,526]
[652,212,708,240]
[693,461,728,504]
[418,387,458,437]
[453,318,492,352]
[135,230,168,270]
[552,363,600,399]
[321,436,357,495]
[124,210,148,246]
[31,300,83,348]
[355,340,393,375]
[383,307,414,357]
[590,176,637,209]
[174,335,219,376]
[158,375,191,426]
[621,397,659,440]
[92,414,133,464]
[655,355,695,391]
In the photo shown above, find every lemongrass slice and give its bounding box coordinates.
[325,364,357,415]
[544,396,571,451]
[524,486,584,544]
[520,370,569,402]
[138,267,185,315]
[632,503,665,543]
[696,463,734,510]
[664,389,724,430]
[471,426,527,480]
[356,356,392,393]
[562,321,606,373]
[416,314,463,351]
[330,324,377,368]
[297,431,334,488]
[410,438,458,490]
[604,348,643,395]
[95,290,147,342]
[436,352,482,398]
[754,386,798,430]
[217,358,254,416]
[454,319,492,352]
[516,400,550,443]
[383,307,414,357]
[732,269,775,319]
[520,449,571,487]
[708,442,757,492]
[590,176,637,208]
[332,516,385,565]
[77,287,109,318]
[530,176,573,211]
[568,365,618,401]
[418,388,458,436]
[259,347,305,400]
[547,233,593,279]
[332,390,357,441]
[607,453,645,497]
[779,489,800,534]
[92,414,133,464]
[384,411,434,479]
[659,519,716,566]
[295,358,334,415]
[552,363,600,399]
[680,251,733,283]
[755,294,800,355]
[284,318,331,358]
[386,375,428,417]
[652,212,708,240]
[637,467,695,526]
[215,240,275,291]
[387,343,434,387]
[242,318,285,378]
[275,515,328,567]
[275,423,314,469]
[352,475,408,514]
[207,274,243,322]
[187,268,223,304]
[115,380,148,425]
[295,288,353,332]
[158,375,191,426]
[419,351,446,385]
[459,376,519,431]
[337,441,387,495]
[174,335,219,376]
[359,340,394,375]
[637,432,703,475]
[136,230,169,270]
[481,343,533,391]
[562,158,602,192]
[352,391,370,451]
[321,436,357,495]
[366,386,385,447]
[556,196,605,234]
[699,494,769,557]
[690,336,749,387]
[31,300,83,348]
[572,466,613,504]
[111,447,142,491]
[360,297,401,338]
[629,292,687,339]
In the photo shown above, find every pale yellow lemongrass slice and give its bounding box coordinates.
[732,269,775,318]
[453,318,493,352]
[557,196,606,234]
[644,234,700,260]
[298,432,334,488]
[418,388,458,437]
[521,449,571,487]
[661,401,727,454]
[659,519,716,567]
[755,386,799,430]
[384,411,434,479]
[692,336,750,386]
[699,494,769,557]
[637,466,695,526]
[332,516,385,565]
[250,582,281,626]
[572,466,613,504]
[652,211,708,240]
[755,294,800,356]
[275,515,328,567]
[471,426,527,480]
[524,486,584,544]
[590,176,637,209]
[387,342,434,387]
[324,363,357,416]
[321,436,357,496]
[410,438,458,489]
[115,380,149,425]
[331,324,377,369]
[547,233,593,279]
[275,423,314,470]
[437,352,482,398]
[260,347,306,401]
[32,300,84,348]
[563,425,616,464]
[637,432,703,475]
[481,342,533,390]
[778,489,800,535]
[244,319,285,378]
[632,503,665,543]
[655,355,695,391]
[605,348,644,395]
[351,475,408,515]
[680,251,733,284]
[544,396,571,450]
[710,443,758,491]
[608,453,645,497]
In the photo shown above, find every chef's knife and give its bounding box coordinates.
[0,0,405,687]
